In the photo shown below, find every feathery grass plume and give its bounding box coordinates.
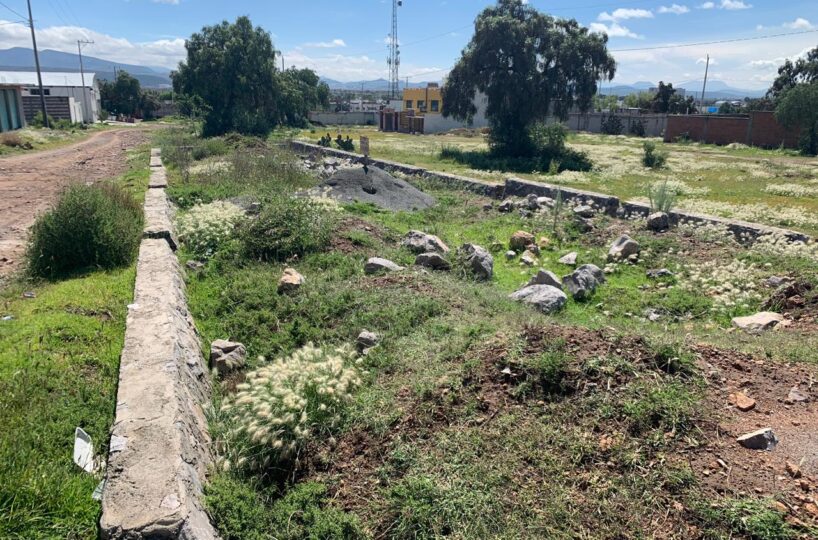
[176,201,245,258]
[648,179,677,213]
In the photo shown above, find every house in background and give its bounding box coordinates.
[380,83,489,134]
[0,83,25,132]
[0,71,101,124]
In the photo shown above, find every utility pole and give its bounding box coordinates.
[700,54,710,113]
[77,39,94,124]
[27,0,49,128]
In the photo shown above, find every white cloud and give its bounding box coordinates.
[785,18,814,30]
[0,20,185,69]
[696,57,718,65]
[301,39,346,49]
[152,0,180,4]
[658,4,690,15]
[698,2,715,8]
[589,22,643,39]
[720,0,752,10]
[597,9,653,22]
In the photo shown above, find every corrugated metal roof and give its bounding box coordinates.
[0,71,96,88]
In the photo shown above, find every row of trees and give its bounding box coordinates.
[99,71,161,119]
[172,16,329,137]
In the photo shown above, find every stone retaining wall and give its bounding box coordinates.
[289,140,810,243]
[100,149,218,539]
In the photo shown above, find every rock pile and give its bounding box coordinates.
[310,166,436,211]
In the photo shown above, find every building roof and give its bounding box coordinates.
[0,71,96,88]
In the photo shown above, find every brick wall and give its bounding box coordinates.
[664,111,799,149]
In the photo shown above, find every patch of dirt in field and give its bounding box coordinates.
[330,216,390,254]
[0,128,150,282]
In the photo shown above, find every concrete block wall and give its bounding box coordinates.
[100,149,218,540]
[664,112,800,149]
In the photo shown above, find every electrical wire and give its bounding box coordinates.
[0,1,26,21]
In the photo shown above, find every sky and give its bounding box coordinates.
[0,0,816,89]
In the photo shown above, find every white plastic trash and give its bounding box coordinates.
[73,427,96,473]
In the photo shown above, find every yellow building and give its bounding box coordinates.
[402,83,442,114]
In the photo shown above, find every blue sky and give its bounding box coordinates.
[0,0,816,88]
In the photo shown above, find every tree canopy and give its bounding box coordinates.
[767,46,818,101]
[99,71,158,119]
[775,82,818,156]
[172,16,329,136]
[442,0,615,156]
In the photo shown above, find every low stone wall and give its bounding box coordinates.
[287,140,811,243]
[100,150,217,539]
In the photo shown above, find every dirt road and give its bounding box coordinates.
[0,127,150,279]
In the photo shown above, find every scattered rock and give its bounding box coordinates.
[764,276,790,288]
[526,244,541,256]
[574,217,594,233]
[786,461,803,479]
[573,205,595,218]
[644,308,662,322]
[558,252,578,266]
[364,257,404,275]
[527,269,563,289]
[356,330,379,353]
[509,285,568,314]
[505,250,517,260]
[278,268,305,293]
[730,391,757,412]
[401,230,449,254]
[210,340,246,375]
[562,264,606,300]
[185,260,205,272]
[537,236,551,249]
[731,312,784,333]
[647,268,674,279]
[608,235,640,262]
[525,193,540,210]
[415,252,451,271]
[537,197,554,208]
[498,199,515,213]
[510,231,536,251]
[459,243,493,281]
[786,386,808,404]
[646,212,670,232]
[520,250,537,266]
[736,427,778,451]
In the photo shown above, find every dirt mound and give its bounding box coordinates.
[315,166,436,211]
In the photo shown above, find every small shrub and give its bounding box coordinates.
[267,482,365,539]
[335,135,355,152]
[26,184,143,278]
[648,179,677,213]
[601,113,624,135]
[0,132,32,149]
[176,201,246,258]
[204,475,269,540]
[642,141,668,169]
[219,343,362,471]
[241,196,335,262]
[529,122,567,155]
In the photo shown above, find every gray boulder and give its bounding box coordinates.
[356,330,379,353]
[737,428,778,451]
[402,230,449,254]
[364,257,404,275]
[527,269,563,289]
[498,199,515,213]
[558,252,578,266]
[459,243,493,281]
[574,205,595,218]
[509,285,567,314]
[732,312,784,333]
[415,252,451,271]
[647,212,670,232]
[562,264,606,300]
[647,268,674,279]
[608,235,640,262]
[520,250,537,266]
[210,340,246,375]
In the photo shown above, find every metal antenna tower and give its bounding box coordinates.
[387,0,401,99]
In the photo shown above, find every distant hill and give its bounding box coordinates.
[320,77,437,91]
[0,47,172,88]
[601,79,766,100]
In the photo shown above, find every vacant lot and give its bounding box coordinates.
[163,131,818,539]
[297,127,818,235]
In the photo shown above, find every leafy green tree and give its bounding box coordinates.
[744,97,774,112]
[775,82,818,156]
[442,0,615,156]
[650,82,676,113]
[668,94,697,114]
[173,16,281,136]
[100,71,142,116]
[767,46,818,101]
[623,92,653,110]
[717,101,737,115]
[278,68,330,126]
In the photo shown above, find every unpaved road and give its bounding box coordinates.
[0,128,150,279]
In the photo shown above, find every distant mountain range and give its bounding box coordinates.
[602,79,767,100]
[319,77,436,91]
[0,47,172,88]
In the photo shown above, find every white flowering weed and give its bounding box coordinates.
[651,179,710,197]
[763,183,818,198]
[220,343,363,471]
[176,201,245,258]
[680,260,763,314]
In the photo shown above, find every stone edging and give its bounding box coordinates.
[100,148,218,539]
[289,140,810,244]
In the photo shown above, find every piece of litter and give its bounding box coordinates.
[92,480,105,501]
[109,435,128,453]
[73,427,96,473]
[22,291,36,299]
[1,315,12,321]
[127,303,139,310]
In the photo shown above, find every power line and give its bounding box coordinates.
[611,28,818,52]
[0,1,26,20]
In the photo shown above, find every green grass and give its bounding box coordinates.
[0,124,114,157]
[0,146,148,539]
[293,126,818,234]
